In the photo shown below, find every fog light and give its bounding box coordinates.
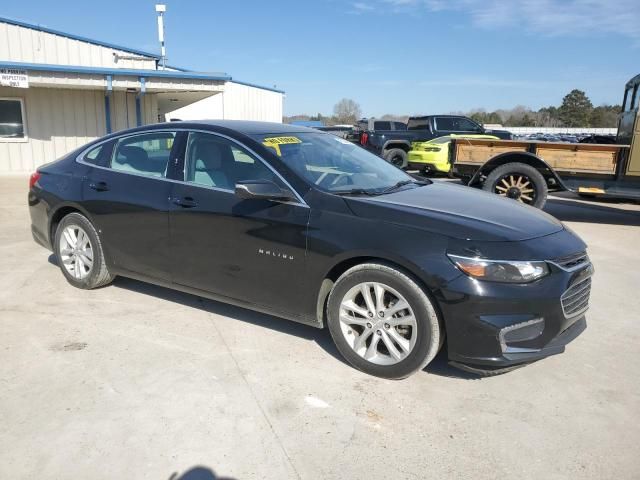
[499,318,544,353]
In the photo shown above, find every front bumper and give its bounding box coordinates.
[439,252,592,369]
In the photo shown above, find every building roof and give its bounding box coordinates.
[0,15,160,59]
[0,60,231,81]
[0,16,285,93]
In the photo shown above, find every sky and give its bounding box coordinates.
[1,0,639,117]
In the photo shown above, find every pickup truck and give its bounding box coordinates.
[447,73,640,209]
[359,115,512,168]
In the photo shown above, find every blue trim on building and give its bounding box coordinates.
[0,16,161,59]
[104,75,113,134]
[135,77,146,127]
[0,61,232,81]
[230,79,285,94]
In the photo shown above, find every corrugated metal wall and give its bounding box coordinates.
[0,21,157,69]
[0,86,158,172]
[164,82,283,122]
[222,82,283,122]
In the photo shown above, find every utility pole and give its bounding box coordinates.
[155,4,167,69]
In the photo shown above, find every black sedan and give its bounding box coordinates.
[28,121,592,378]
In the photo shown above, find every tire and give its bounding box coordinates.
[54,212,115,289]
[483,162,548,209]
[327,263,441,379]
[384,148,408,169]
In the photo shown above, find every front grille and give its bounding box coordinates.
[553,251,589,271]
[561,276,591,318]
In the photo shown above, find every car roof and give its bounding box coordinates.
[179,120,314,135]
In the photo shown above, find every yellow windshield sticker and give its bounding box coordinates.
[263,136,302,156]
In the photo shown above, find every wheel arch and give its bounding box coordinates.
[314,253,442,328]
[468,151,567,190]
[48,202,96,246]
[382,140,412,153]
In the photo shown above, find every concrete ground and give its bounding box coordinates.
[1,174,639,480]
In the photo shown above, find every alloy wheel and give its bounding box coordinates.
[494,174,537,204]
[59,225,94,279]
[339,282,417,365]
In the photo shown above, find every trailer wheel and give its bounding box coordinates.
[384,149,408,169]
[483,162,548,209]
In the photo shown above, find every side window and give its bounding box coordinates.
[111,132,176,177]
[435,117,479,132]
[83,141,113,166]
[375,121,391,130]
[622,87,632,111]
[84,145,104,164]
[0,98,26,139]
[457,118,482,132]
[185,132,279,190]
[434,117,455,130]
[392,122,407,130]
[632,85,640,110]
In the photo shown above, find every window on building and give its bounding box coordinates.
[111,132,176,178]
[185,132,279,190]
[0,98,26,139]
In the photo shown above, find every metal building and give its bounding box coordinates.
[0,16,284,173]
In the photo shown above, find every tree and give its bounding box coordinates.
[333,98,362,124]
[558,89,593,127]
[590,105,621,128]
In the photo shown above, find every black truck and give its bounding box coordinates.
[358,115,512,168]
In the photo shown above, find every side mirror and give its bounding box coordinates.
[235,180,294,201]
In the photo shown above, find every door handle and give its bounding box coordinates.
[89,181,109,192]
[172,196,197,208]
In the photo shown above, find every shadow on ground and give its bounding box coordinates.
[107,274,475,380]
[544,196,640,226]
[169,466,235,480]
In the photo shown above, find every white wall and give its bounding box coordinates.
[492,126,618,135]
[0,20,157,69]
[0,86,158,173]
[166,81,283,123]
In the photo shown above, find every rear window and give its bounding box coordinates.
[407,118,430,130]
[374,121,391,130]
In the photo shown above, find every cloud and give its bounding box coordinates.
[376,0,640,40]
[352,2,374,10]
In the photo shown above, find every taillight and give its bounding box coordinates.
[360,132,369,145]
[29,171,41,190]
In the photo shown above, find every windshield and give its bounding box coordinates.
[251,132,418,194]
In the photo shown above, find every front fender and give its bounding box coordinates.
[469,151,567,190]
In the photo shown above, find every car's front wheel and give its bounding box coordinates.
[54,212,114,289]
[327,263,442,379]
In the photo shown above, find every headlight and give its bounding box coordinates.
[447,254,549,283]
[423,147,441,152]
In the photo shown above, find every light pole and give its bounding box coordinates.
[155,4,167,70]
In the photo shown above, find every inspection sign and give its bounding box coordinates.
[0,69,29,88]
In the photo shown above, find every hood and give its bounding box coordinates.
[345,182,564,242]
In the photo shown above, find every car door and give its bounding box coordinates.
[168,130,310,315]
[81,130,181,281]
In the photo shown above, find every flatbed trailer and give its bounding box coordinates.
[448,74,640,208]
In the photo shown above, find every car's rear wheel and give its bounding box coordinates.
[384,148,408,169]
[483,162,548,208]
[327,263,441,379]
[54,212,114,289]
